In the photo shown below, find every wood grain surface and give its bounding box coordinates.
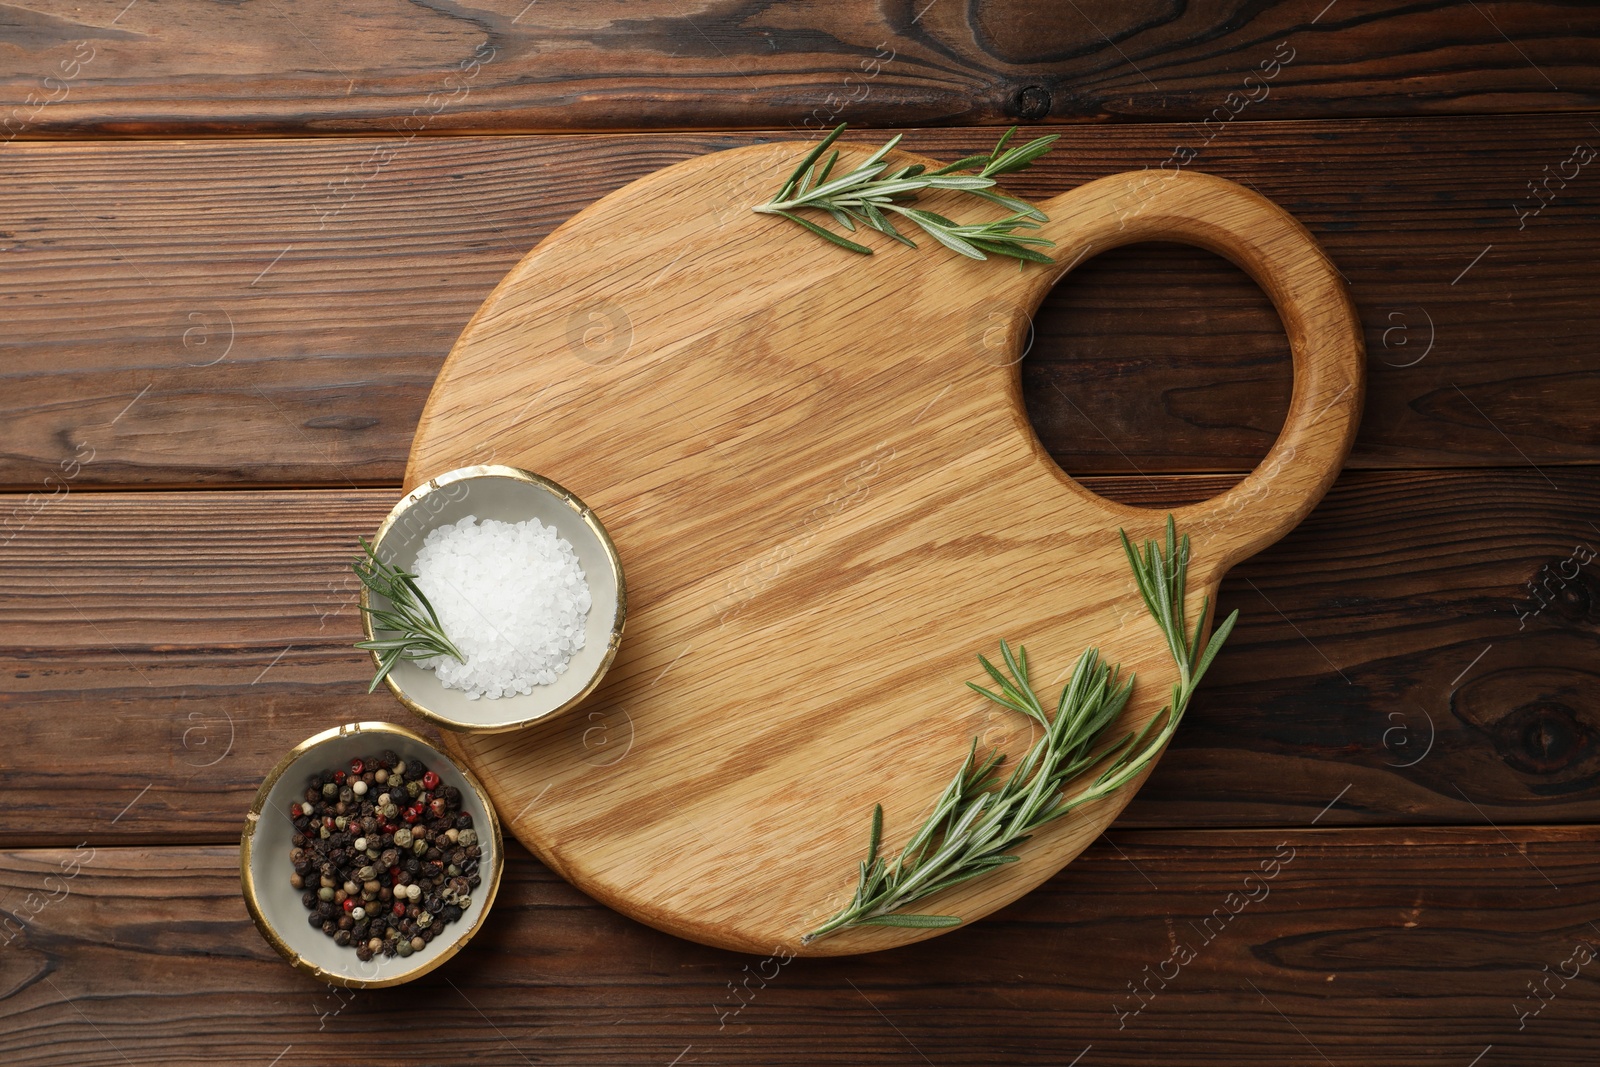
[4,468,1596,846]
[2,115,1596,490]
[3,0,1599,1054]
[1,1,1597,135]
[2,829,1597,1065]
[399,140,1361,954]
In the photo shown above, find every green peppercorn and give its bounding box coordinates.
[292,751,476,959]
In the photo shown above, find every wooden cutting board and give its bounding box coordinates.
[406,138,1363,955]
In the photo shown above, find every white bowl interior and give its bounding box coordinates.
[243,724,499,986]
[371,469,623,731]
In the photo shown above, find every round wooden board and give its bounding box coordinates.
[405,140,1364,955]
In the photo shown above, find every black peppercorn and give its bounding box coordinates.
[287,751,477,958]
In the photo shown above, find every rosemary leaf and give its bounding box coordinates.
[771,209,873,255]
[855,914,964,929]
[351,536,466,693]
[803,517,1238,944]
[754,123,1058,262]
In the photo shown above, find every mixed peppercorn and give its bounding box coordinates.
[288,750,483,961]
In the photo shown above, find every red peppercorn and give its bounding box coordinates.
[342,898,355,913]
[403,805,423,825]
[333,770,346,784]
[349,758,365,775]
[290,803,303,818]
[323,816,335,829]
[390,867,402,882]
[392,901,406,918]
[421,771,440,790]
[430,797,448,817]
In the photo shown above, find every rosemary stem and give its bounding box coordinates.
[803,517,1238,945]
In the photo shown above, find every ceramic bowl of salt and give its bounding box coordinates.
[361,464,626,733]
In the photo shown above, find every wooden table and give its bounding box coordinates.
[2,3,1597,1063]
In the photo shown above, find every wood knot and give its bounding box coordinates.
[1013,85,1052,121]
[1491,701,1593,776]
[1516,550,1598,628]
[1453,666,1600,779]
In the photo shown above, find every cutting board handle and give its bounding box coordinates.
[1027,169,1364,577]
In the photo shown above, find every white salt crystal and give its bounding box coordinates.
[410,514,592,700]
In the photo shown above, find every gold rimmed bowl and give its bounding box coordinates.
[362,464,627,733]
[241,721,504,988]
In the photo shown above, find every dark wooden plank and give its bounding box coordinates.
[1,1,1598,135]
[3,116,1598,490]
[1,829,1597,1065]
[3,468,1597,845]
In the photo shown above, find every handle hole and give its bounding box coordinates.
[1022,242,1292,509]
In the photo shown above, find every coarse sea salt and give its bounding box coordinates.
[411,514,592,700]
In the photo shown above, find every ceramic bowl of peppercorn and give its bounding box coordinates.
[241,720,504,987]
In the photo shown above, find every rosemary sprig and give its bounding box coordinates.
[804,516,1238,944]
[351,537,465,694]
[753,123,1060,262]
